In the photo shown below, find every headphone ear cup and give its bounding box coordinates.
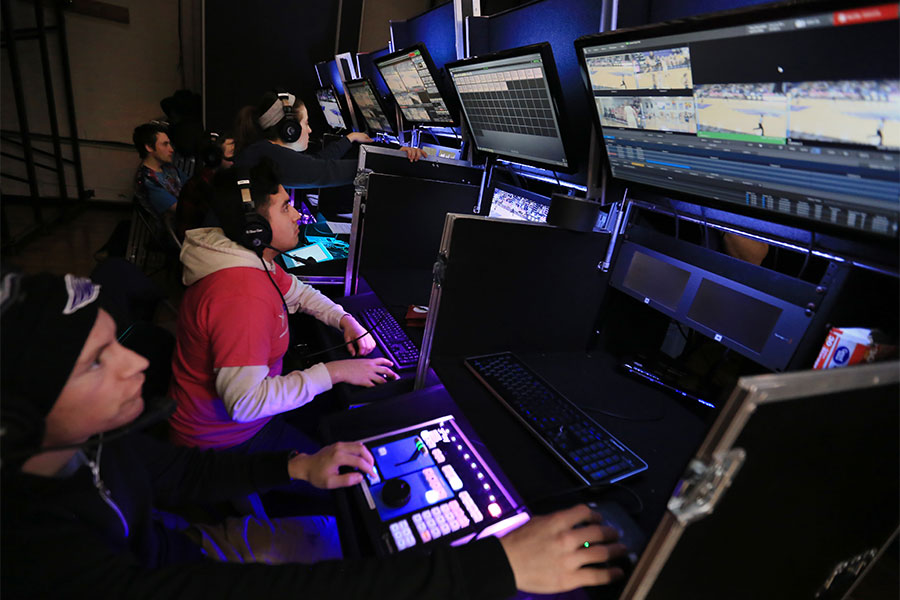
[280,119,301,144]
[203,144,224,169]
[242,212,272,254]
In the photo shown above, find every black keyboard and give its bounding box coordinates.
[358,307,419,371]
[465,352,648,486]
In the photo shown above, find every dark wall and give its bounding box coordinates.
[204,1,341,133]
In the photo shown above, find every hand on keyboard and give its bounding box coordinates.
[325,357,398,387]
[339,314,376,356]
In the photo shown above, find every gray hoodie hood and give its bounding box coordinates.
[180,228,275,286]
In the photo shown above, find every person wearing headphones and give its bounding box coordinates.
[232,90,425,189]
[0,269,627,598]
[168,157,394,465]
[174,131,236,241]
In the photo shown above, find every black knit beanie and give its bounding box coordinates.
[1,271,103,462]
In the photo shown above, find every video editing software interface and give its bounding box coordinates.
[580,3,899,236]
[346,79,393,134]
[315,87,347,130]
[376,46,454,124]
[488,184,551,223]
[448,47,571,170]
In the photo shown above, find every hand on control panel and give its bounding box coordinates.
[499,504,627,594]
[288,441,376,489]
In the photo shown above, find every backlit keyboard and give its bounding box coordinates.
[465,352,648,486]
[358,306,419,371]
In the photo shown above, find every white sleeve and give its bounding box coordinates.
[283,275,348,328]
[215,363,333,423]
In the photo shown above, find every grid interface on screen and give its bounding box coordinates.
[453,57,559,138]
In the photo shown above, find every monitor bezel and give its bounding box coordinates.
[446,42,577,173]
[344,77,396,136]
[373,43,458,127]
[573,0,899,241]
[314,85,349,132]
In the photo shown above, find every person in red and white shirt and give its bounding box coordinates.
[168,157,396,456]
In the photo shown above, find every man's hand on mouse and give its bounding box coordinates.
[325,358,398,387]
[499,504,628,594]
[287,441,376,488]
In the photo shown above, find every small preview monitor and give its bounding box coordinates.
[374,43,456,126]
[345,78,394,135]
[487,182,551,223]
[446,43,575,172]
[315,86,347,131]
[575,0,900,238]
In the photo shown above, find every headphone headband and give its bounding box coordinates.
[258,92,297,129]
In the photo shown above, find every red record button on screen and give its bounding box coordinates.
[832,3,898,26]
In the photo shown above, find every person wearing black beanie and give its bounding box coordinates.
[0,271,626,599]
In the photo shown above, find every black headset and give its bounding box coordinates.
[200,131,225,169]
[275,92,302,144]
[237,168,272,255]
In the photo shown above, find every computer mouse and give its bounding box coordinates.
[580,501,647,567]
[381,478,411,508]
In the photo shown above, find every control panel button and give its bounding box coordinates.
[440,465,463,490]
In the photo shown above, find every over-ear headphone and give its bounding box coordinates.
[237,168,272,255]
[200,131,224,169]
[276,92,301,143]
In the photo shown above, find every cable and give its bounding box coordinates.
[297,309,394,363]
[581,404,666,422]
[259,253,289,316]
[524,481,644,517]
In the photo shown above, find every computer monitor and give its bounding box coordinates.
[575,0,900,238]
[345,77,395,135]
[446,43,575,172]
[487,182,551,223]
[315,86,348,131]
[374,43,456,126]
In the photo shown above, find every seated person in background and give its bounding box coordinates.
[232,90,424,190]
[168,157,392,459]
[174,131,235,241]
[0,272,627,599]
[132,121,187,215]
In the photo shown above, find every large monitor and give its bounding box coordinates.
[315,86,348,131]
[446,43,575,172]
[345,78,395,135]
[576,0,900,238]
[374,44,456,126]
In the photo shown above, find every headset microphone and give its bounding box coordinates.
[261,242,318,266]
